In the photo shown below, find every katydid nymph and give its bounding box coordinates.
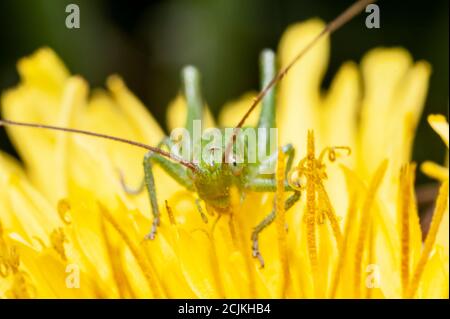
[0,0,375,267]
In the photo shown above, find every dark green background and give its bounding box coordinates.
[0,0,448,185]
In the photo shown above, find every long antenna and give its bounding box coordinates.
[0,119,198,171]
[224,0,376,162]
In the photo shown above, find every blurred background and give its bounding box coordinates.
[0,0,448,187]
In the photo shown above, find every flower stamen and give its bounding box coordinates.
[399,164,414,297]
[318,146,351,164]
[304,131,319,285]
[50,227,67,261]
[288,130,350,294]
[165,200,176,226]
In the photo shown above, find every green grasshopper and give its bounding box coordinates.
[0,0,374,267]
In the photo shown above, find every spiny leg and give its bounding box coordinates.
[251,210,274,268]
[143,152,159,239]
[245,143,300,266]
[143,151,194,240]
[246,176,294,193]
[251,191,300,268]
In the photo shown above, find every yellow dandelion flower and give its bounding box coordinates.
[0,16,447,299]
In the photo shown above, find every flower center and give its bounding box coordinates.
[287,130,350,293]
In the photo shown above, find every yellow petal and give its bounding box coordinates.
[428,114,449,148]
[2,76,88,202]
[278,19,329,157]
[417,248,449,298]
[17,47,69,95]
[358,48,431,221]
[359,49,431,179]
[421,161,449,181]
[218,92,259,128]
[321,61,360,152]
[107,75,165,146]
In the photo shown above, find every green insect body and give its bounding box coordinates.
[122,50,300,267]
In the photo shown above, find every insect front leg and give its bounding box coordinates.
[245,140,300,267]
[250,187,300,268]
[143,150,194,239]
